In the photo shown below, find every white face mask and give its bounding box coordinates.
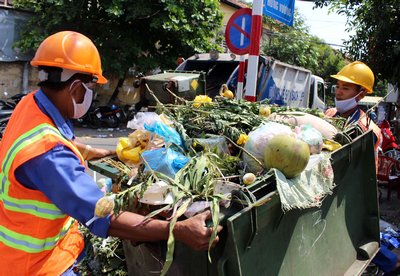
[70,81,93,119]
[335,92,362,114]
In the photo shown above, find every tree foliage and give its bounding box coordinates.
[313,0,400,86]
[261,11,346,83]
[13,0,224,76]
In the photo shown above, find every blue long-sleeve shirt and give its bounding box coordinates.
[14,90,110,237]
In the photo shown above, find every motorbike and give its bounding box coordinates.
[0,110,13,139]
[73,96,124,129]
[379,120,400,161]
[0,92,26,139]
[0,92,26,110]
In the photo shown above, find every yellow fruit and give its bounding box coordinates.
[264,135,310,179]
[259,106,271,117]
[243,173,256,185]
[94,196,115,217]
[223,90,234,99]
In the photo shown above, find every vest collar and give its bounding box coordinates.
[34,90,74,140]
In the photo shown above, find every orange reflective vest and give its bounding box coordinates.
[325,107,382,170]
[0,92,85,275]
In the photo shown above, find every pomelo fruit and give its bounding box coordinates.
[264,134,310,178]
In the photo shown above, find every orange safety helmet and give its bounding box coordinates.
[331,61,374,93]
[31,31,107,84]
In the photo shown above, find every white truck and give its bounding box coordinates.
[228,56,326,110]
[141,52,326,110]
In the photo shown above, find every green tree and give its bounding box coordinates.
[312,0,400,87]
[13,0,224,76]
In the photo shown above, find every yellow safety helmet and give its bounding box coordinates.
[331,61,374,93]
[31,31,107,84]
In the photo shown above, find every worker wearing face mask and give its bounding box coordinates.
[325,61,382,164]
[0,31,222,275]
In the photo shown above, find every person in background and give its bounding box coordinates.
[0,31,221,275]
[325,61,400,275]
[369,109,378,123]
[325,61,382,162]
[176,54,185,65]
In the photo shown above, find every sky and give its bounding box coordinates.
[294,1,354,49]
[242,0,355,49]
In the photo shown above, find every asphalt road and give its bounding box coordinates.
[74,126,133,181]
[74,126,132,150]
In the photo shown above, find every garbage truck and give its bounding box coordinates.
[140,53,326,110]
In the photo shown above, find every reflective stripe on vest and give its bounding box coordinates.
[1,123,76,219]
[0,217,74,253]
[0,123,79,253]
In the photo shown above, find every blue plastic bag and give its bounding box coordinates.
[141,148,190,178]
[144,121,183,147]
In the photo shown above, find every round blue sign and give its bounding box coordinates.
[225,8,252,55]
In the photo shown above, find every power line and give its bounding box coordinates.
[266,32,346,48]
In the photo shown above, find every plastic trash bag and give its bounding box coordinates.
[141,148,190,178]
[139,180,174,205]
[127,112,161,130]
[144,121,183,147]
[193,135,230,155]
[269,112,338,139]
[296,124,324,154]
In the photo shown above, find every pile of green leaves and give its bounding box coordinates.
[76,227,127,276]
[156,96,269,143]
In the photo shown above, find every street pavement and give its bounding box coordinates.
[74,126,132,150]
[74,125,132,181]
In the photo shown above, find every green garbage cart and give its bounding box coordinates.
[89,129,380,276]
[141,71,206,107]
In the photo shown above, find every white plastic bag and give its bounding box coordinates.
[296,125,324,154]
[127,112,161,130]
[269,112,338,139]
[139,180,174,205]
[243,122,293,173]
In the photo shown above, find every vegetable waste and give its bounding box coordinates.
[81,87,351,275]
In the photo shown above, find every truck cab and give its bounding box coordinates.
[310,75,326,110]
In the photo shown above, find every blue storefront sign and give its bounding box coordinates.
[263,0,295,26]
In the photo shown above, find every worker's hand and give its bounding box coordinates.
[86,147,115,161]
[173,210,223,251]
